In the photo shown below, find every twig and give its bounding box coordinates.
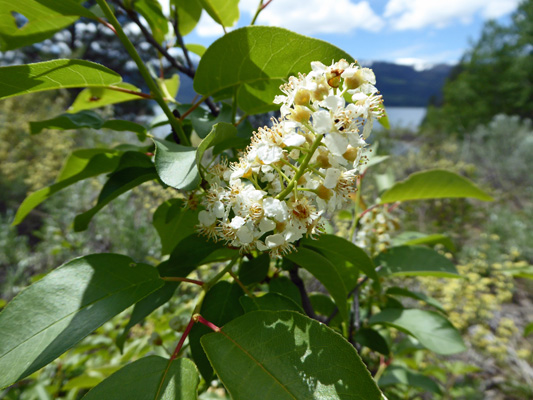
[112,0,220,116]
[171,6,193,70]
[289,266,325,323]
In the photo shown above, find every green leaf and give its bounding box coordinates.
[190,103,233,138]
[153,138,199,191]
[118,235,228,351]
[201,310,383,400]
[189,282,244,381]
[74,152,157,231]
[354,328,390,356]
[171,0,202,36]
[153,199,199,256]
[158,234,237,278]
[30,110,105,133]
[30,110,147,140]
[525,323,533,337]
[286,247,349,322]
[185,43,206,57]
[386,287,445,313]
[392,232,456,252]
[301,234,379,290]
[238,253,270,285]
[0,0,97,51]
[198,0,239,28]
[133,0,168,44]
[158,74,180,99]
[68,82,143,112]
[12,149,121,226]
[240,293,305,314]
[82,356,199,400]
[0,59,123,100]
[0,254,164,389]
[269,276,302,307]
[378,365,441,394]
[375,245,459,278]
[380,169,494,203]
[194,26,353,115]
[196,122,237,179]
[369,309,466,355]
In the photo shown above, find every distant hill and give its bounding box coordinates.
[367,62,453,107]
[176,61,453,108]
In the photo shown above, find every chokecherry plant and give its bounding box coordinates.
[0,0,493,398]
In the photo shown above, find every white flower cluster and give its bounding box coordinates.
[355,206,400,255]
[198,60,384,257]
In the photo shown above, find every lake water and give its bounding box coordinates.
[379,107,427,130]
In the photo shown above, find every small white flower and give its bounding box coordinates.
[324,131,349,156]
[199,210,216,226]
[263,198,289,222]
[324,168,342,189]
[312,110,333,134]
[230,216,246,229]
[259,217,276,232]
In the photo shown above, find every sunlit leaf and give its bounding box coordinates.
[194,26,353,114]
[68,82,143,112]
[153,138,199,190]
[369,308,466,355]
[0,254,163,389]
[380,169,494,203]
[198,0,239,28]
[82,356,199,400]
[240,293,304,314]
[0,0,97,51]
[202,311,383,399]
[171,0,202,36]
[133,0,168,44]
[0,60,122,100]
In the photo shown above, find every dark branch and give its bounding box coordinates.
[289,266,325,323]
[111,0,220,116]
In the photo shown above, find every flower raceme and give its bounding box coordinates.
[198,60,384,257]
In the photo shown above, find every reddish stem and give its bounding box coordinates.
[179,96,207,121]
[162,277,204,286]
[195,314,221,332]
[97,17,117,34]
[170,317,196,360]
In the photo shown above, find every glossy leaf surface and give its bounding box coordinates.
[153,138,199,191]
[82,356,199,400]
[202,311,383,399]
[194,27,353,114]
[0,254,163,389]
[0,0,96,51]
[0,60,122,100]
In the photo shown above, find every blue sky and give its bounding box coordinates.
[181,0,521,68]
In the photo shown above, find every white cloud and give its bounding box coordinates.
[384,0,521,30]
[240,0,384,35]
